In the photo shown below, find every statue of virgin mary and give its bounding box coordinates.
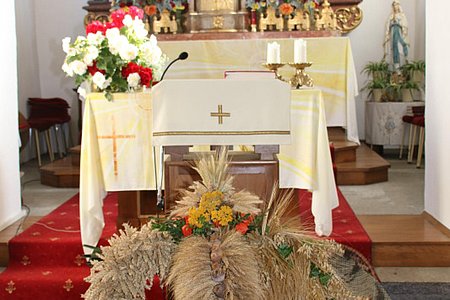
[384,0,409,70]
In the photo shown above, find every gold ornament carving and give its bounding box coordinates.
[153,9,178,34]
[213,16,225,29]
[335,6,363,33]
[259,7,283,32]
[314,0,337,31]
[84,13,109,27]
[287,9,310,31]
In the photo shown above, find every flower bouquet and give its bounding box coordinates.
[83,148,389,300]
[62,6,168,101]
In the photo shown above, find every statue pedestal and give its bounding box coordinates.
[188,12,248,33]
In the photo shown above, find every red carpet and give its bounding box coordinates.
[0,189,370,299]
[298,189,372,261]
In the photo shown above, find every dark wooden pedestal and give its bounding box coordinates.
[117,190,162,230]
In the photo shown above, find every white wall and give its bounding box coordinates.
[16,0,86,152]
[425,0,450,229]
[0,0,23,231]
[348,0,425,140]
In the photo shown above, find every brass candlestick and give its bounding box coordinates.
[288,63,314,88]
[262,63,286,81]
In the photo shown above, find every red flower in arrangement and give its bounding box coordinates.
[279,3,294,15]
[144,5,157,16]
[85,21,106,35]
[139,67,153,87]
[235,222,249,235]
[110,9,127,28]
[121,62,141,78]
[127,5,145,19]
[87,62,105,76]
[182,224,193,237]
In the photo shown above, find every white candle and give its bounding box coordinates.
[294,39,307,63]
[267,42,281,64]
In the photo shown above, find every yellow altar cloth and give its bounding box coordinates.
[158,37,359,143]
[79,89,338,253]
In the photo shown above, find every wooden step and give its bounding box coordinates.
[0,216,42,267]
[40,157,80,188]
[358,214,450,267]
[69,145,81,166]
[332,141,358,163]
[328,126,347,141]
[336,144,390,185]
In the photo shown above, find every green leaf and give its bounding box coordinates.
[277,244,293,259]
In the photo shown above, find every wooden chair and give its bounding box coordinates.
[399,105,424,161]
[412,116,425,168]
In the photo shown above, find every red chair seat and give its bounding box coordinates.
[412,116,425,127]
[402,115,414,123]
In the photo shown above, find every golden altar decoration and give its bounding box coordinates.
[153,9,178,34]
[187,0,248,33]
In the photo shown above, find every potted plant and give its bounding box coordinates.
[400,80,421,102]
[362,60,390,81]
[401,60,425,83]
[362,78,388,102]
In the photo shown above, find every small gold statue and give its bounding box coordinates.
[153,9,178,34]
[287,9,310,31]
[259,6,284,32]
[314,0,337,31]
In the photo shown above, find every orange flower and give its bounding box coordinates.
[144,5,157,16]
[279,3,294,16]
[235,222,249,235]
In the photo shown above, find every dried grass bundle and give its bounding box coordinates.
[167,236,217,299]
[220,232,264,300]
[84,224,176,300]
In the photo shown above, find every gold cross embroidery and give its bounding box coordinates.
[63,279,74,292]
[210,105,231,125]
[6,281,16,294]
[98,116,136,176]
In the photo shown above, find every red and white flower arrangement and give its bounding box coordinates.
[62,6,167,100]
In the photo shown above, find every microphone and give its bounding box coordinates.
[160,52,189,81]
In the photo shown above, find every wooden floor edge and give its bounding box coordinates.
[422,212,450,238]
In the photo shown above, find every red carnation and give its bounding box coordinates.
[86,21,106,35]
[87,61,105,76]
[139,67,153,87]
[110,9,126,28]
[121,62,141,78]
[182,224,192,237]
[128,6,145,20]
[235,222,249,235]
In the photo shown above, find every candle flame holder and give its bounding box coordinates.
[263,62,314,89]
[262,63,286,82]
[288,62,314,88]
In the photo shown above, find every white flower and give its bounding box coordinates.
[62,37,71,54]
[87,32,105,46]
[92,72,111,90]
[140,41,162,65]
[69,60,88,76]
[83,46,99,66]
[131,18,148,40]
[77,85,87,100]
[62,62,74,77]
[106,27,120,40]
[108,35,128,55]
[119,43,138,61]
[123,15,133,27]
[75,36,86,43]
[127,73,141,88]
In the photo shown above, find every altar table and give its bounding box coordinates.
[158,37,359,143]
[79,89,338,253]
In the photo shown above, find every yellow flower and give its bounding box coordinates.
[211,205,233,227]
[199,191,223,212]
[188,206,210,228]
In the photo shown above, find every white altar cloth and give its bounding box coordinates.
[79,88,338,253]
[151,79,291,146]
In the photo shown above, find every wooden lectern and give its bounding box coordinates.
[118,79,291,228]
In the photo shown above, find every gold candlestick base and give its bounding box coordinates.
[288,63,314,88]
[262,63,286,82]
